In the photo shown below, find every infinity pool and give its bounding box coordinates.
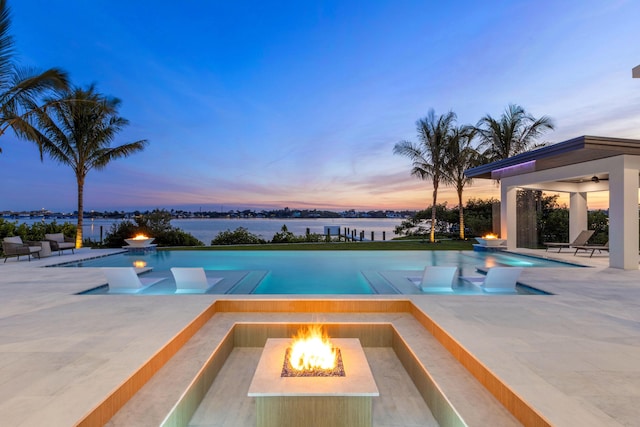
[73,250,575,295]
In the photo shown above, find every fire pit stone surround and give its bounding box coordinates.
[248,338,378,427]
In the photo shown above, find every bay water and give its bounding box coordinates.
[14,217,403,245]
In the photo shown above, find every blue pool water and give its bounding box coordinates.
[72,250,575,295]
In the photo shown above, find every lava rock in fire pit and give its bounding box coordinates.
[281,348,346,377]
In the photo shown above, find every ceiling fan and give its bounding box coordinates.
[591,175,609,183]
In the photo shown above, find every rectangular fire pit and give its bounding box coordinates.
[248,338,378,427]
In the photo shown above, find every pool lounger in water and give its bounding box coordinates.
[102,267,166,293]
[409,266,459,292]
[460,267,523,292]
[171,267,223,293]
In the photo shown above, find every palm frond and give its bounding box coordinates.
[475,103,554,162]
[0,0,15,88]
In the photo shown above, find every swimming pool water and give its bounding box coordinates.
[71,250,574,295]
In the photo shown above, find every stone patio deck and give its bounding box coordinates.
[0,248,638,426]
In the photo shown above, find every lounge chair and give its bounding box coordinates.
[460,267,523,292]
[102,267,166,293]
[170,267,222,293]
[409,266,458,292]
[543,230,594,252]
[2,236,41,262]
[574,241,609,257]
[44,233,75,255]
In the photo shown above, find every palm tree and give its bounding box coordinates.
[443,125,480,239]
[394,109,457,243]
[476,104,555,247]
[12,85,148,248]
[475,103,554,161]
[0,0,68,153]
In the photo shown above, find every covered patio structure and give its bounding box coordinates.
[465,136,640,270]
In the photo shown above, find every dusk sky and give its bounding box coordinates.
[0,0,638,213]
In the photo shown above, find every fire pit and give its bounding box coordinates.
[475,233,506,247]
[124,234,155,248]
[248,325,378,427]
[282,325,345,377]
[473,233,507,252]
[123,234,157,253]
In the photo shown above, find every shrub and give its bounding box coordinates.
[271,225,296,243]
[270,224,329,243]
[102,210,203,247]
[211,227,266,245]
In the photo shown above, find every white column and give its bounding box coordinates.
[608,158,639,269]
[569,192,588,242]
[500,183,517,250]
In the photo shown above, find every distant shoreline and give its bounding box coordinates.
[10,217,404,245]
[1,208,413,221]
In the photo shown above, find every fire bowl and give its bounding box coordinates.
[124,237,155,247]
[475,237,506,247]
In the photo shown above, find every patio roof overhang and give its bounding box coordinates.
[465,135,640,180]
[464,135,640,270]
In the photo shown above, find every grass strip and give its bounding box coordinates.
[162,239,475,251]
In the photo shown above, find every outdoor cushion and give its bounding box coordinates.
[4,236,23,244]
[45,233,65,243]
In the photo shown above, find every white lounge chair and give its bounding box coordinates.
[170,267,222,293]
[102,267,166,293]
[409,266,458,292]
[460,267,523,293]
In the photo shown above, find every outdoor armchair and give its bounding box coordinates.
[44,233,75,255]
[2,236,41,262]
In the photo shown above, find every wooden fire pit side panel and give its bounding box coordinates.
[256,396,372,427]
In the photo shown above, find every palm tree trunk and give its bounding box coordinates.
[457,188,464,240]
[430,183,438,243]
[76,177,84,248]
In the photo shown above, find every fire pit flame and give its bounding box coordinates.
[289,325,337,371]
[483,233,499,239]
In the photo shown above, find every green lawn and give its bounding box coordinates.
[163,239,475,251]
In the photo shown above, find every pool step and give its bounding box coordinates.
[225,270,268,294]
[360,270,400,294]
